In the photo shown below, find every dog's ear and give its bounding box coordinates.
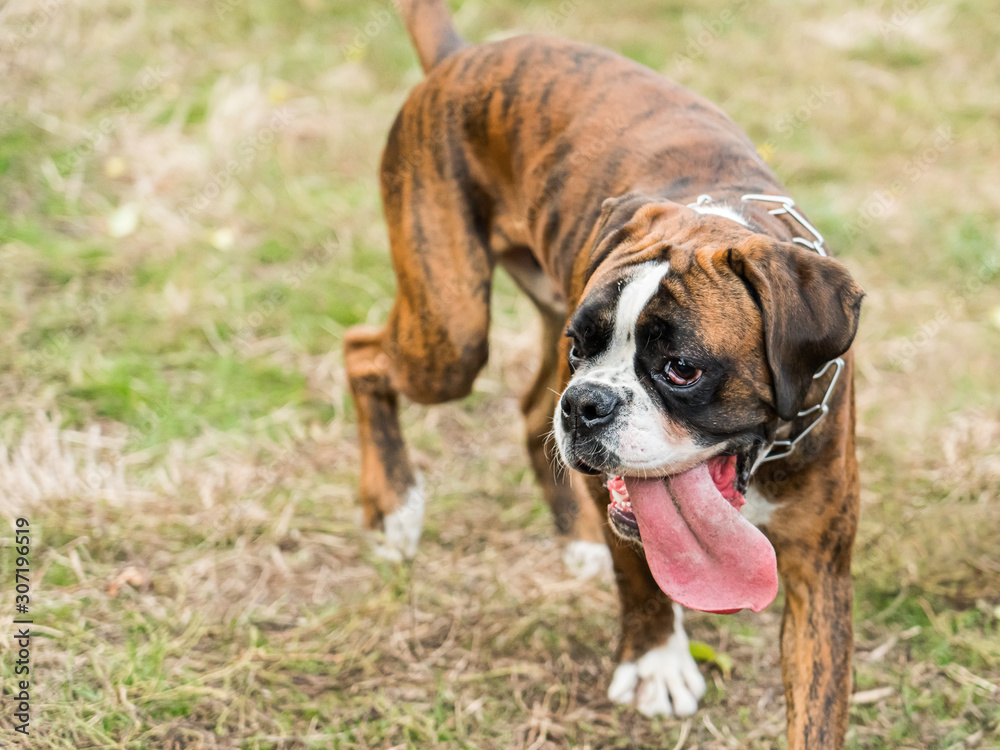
[724,236,864,421]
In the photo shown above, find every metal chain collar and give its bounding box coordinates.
[687,193,845,466]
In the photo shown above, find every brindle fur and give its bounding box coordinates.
[344,2,863,747]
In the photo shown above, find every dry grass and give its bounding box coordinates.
[0,0,998,747]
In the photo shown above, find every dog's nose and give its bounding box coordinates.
[561,383,621,429]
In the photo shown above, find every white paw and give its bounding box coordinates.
[371,478,425,561]
[608,604,707,717]
[563,540,613,580]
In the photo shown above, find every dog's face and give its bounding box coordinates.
[555,200,863,481]
[555,255,770,480]
[552,198,863,613]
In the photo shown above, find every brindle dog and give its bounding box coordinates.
[344,2,863,747]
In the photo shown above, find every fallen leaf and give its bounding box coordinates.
[108,566,147,597]
[689,640,733,679]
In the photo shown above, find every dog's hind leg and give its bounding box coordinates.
[344,325,425,560]
[344,266,490,559]
[345,127,493,560]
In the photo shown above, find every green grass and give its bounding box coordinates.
[1,0,998,747]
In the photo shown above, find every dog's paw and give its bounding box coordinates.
[607,604,707,717]
[371,479,425,561]
[562,540,613,580]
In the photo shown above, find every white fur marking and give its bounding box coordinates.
[608,604,707,717]
[567,262,669,394]
[372,476,426,561]
[607,661,639,704]
[556,261,715,475]
[615,262,672,346]
[562,540,613,580]
[691,203,749,227]
[742,485,776,528]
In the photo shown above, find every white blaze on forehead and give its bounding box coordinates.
[616,262,671,347]
[586,262,670,382]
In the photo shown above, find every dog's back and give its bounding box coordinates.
[388,1,781,291]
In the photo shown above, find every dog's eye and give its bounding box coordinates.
[567,333,587,362]
[665,359,703,387]
[568,340,584,371]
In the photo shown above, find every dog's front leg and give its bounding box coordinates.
[779,555,854,749]
[767,461,859,749]
[590,475,707,718]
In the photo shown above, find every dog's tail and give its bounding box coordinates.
[398,0,467,73]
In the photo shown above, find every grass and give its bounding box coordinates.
[1,0,999,747]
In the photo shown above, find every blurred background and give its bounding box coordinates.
[0,0,998,747]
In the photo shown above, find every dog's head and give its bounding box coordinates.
[554,194,864,613]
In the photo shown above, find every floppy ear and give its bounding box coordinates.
[725,236,865,421]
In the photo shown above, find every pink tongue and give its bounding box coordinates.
[625,464,778,613]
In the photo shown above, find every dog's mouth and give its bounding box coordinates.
[605,454,778,615]
[607,456,746,534]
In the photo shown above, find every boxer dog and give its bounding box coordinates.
[344,1,864,747]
